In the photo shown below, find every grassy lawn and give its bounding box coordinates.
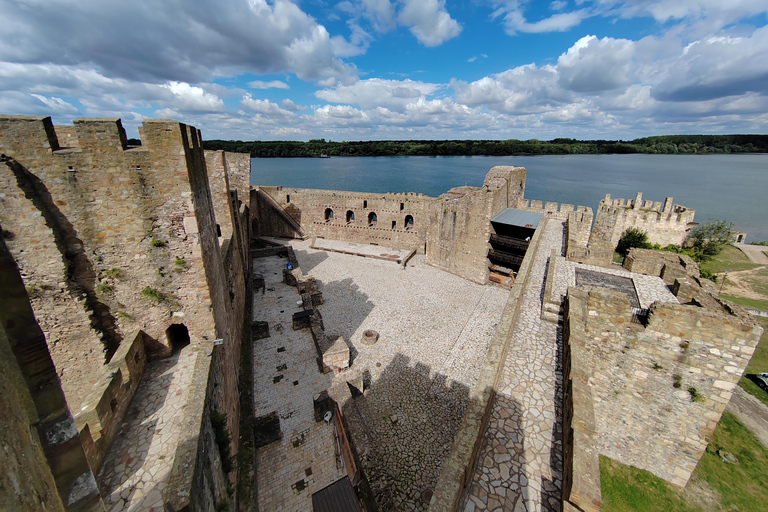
[738,317,768,407]
[601,412,768,512]
[699,244,762,274]
[721,295,768,311]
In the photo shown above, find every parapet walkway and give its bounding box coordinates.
[97,348,200,512]
[462,218,566,512]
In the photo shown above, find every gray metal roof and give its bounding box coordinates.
[312,477,362,512]
[490,208,544,229]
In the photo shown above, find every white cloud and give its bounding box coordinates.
[0,0,357,84]
[557,35,636,92]
[240,95,296,118]
[398,0,462,46]
[160,82,226,112]
[29,94,79,114]
[315,78,440,111]
[281,99,306,111]
[651,26,768,101]
[248,80,290,90]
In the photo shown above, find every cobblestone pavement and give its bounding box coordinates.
[463,218,566,512]
[252,255,345,512]
[97,348,199,512]
[291,240,509,512]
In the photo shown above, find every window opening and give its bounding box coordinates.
[405,215,414,229]
[324,208,334,221]
[346,210,355,222]
[400,202,404,211]
[286,194,290,203]
[392,221,396,229]
[368,212,377,226]
[363,200,367,208]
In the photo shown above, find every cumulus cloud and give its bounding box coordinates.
[557,35,636,92]
[160,82,226,112]
[0,0,356,84]
[398,0,462,46]
[315,78,440,111]
[340,0,461,46]
[248,80,290,90]
[240,95,296,117]
[651,26,768,101]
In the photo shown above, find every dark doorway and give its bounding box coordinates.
[368,212,377,226]
[325,208,334,221]
[346,210,355,222]
[166,323,190,353]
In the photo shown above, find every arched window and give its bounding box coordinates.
[166,323,190,353]
[324,208,334,221]
[405,215,414,229]
[368,212,377,226]
[346,210,355,223]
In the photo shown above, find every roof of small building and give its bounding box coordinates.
[491,208,544,229]
[312,476,362,512]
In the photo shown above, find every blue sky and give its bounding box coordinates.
[1,0,767,140]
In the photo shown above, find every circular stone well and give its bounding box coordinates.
[362,329,379,345]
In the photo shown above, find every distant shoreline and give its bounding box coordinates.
[204,135,768,158]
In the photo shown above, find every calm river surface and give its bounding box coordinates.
[251,154,768,243]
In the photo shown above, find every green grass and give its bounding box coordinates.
[696,412,768,511]
[600,456,700,512]
[141,286,165,302]
[738,317,768,406]
[700,245,761,274]
[721,295,768,311]
[601,412,768,512]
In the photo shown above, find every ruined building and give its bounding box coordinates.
[1,114,763,512]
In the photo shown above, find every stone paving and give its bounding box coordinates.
[462,218,566,512]
[97,348,200,512]
[252,255,346,512]
[290,240,509,511]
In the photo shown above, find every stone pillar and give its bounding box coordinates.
[663,197,674,213]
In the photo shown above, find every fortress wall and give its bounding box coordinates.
[568,286,762,487]
[1,115,250,510]
[565,209,594,260]
[591,194,695,249]
[0,234,103,512]
[425,185,499,284]
[270,187,433,251]
[561,288,602,512]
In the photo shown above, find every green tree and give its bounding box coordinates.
[688,219,732,259]
[617,227,651,255]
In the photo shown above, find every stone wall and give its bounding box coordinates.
[75,330,148,474]
[591,193,695,251]
[564,285,762,487]
[561,288,602,511]
[262,186,432,251]
[0,232,103,512]
[0,115,251,511]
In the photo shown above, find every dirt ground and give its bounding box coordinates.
[720,266,768,301]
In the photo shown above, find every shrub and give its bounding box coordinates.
[174,256,190,271]
[688,387,704,403]
[104,268,123,279]
[150,239,167,247]
[616,227,651,256]
[96,283,114,294]
[688,219,732,260]
[141,286,164,302]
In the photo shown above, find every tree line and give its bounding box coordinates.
[202,134,768,158]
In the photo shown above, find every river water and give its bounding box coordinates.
[250,154,768,243]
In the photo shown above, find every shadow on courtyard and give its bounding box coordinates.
[335,352,516,511]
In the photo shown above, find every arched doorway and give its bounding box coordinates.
[368,212,377,226]
[325,208,334,221]
[405,215,414,229]
[166,323,190,353]
[346,210,355,223]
